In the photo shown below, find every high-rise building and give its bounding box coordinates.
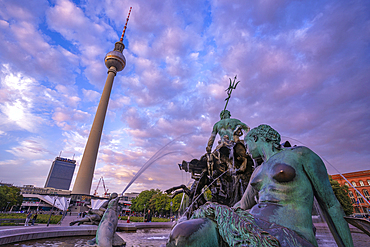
[45,157,76,190]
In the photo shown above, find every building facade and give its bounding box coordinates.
[331,170,370,215]
[45,157,76,190]
[20,194,70,212]
[120,192,139,214]
[20,185,71,196]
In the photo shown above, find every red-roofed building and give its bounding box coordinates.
[331,170,370,215]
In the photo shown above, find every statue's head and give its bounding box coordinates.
[220,110,231,119]
[110,192,118,200]
[245,124,281,148]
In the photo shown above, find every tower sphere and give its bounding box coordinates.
[105,50,126,72]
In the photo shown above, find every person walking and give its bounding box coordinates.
[145,210,152,222]
[31,213,37,226]
[24,212,32,226]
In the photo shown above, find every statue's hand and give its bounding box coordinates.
[230,169,238,176]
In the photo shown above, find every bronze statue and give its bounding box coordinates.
[167,108,254,213]
[70,193,118,226]
[86,195,126,247]
[167,125,354,247]
[206,110,250,153]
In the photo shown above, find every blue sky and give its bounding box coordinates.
[0,0,369,196]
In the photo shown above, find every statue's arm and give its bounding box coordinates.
[303,148,354,247]
[239,121,250,133]
[206,125,218,153]
[233,165,260,209]
[99,201,109,212]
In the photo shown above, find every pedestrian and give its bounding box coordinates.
[24,212,32,226]
[31,213,38,226]
[127,215,130,223]
[145,210,152,222]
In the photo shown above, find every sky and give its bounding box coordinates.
[0,0,369,196]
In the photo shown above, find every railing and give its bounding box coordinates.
[0,218,25,225]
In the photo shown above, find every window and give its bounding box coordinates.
[367,180,370,186]
[348,191,356,204]
[363,189,370,202]
[356,191,365,204]
[345,182,349,187]
[359,180,365,186]
[352,181,357,187]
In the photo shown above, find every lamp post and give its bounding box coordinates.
[170,201,173,219]
[4,202,10,212]
[47,194,58,227]
[143,204,146,222]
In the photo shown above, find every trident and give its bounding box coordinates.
[223,75,240,112]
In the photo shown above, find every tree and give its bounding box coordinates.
[329,176,353,216]
[149,192,169,214]
[170,193,184,213]
[0,185,23,211]
[130,189,160,212]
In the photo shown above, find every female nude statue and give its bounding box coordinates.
[166,125,353,247]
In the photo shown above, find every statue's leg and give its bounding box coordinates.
[166,218,220,247]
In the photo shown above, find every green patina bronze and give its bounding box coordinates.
[167,124,354,247]
[223,75,240,113]
[206,110,250,153]
[206,76,249,154]
[191,203,280,247]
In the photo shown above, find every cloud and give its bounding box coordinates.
[0,65,45,132]
[82,89,101,102]
[46,0,116,88]
[7,137,51,159]
[0,0,369,194]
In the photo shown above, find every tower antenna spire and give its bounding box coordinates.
[120,7,132,42]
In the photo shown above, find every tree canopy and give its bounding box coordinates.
[329,176,353,216]
[130,189,186,215]
[0,185,23,211]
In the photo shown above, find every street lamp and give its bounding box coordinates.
[143,204,146,222]
[47,194,58,227]
[4,202,10,212]
[170,201,173,219]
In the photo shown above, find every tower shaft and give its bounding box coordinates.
[72,67,117,195]
[71,7,131,196]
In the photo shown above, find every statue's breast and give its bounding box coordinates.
[271,163,296,183]
[250,162,296,190]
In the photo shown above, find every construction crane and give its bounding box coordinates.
[101,177,109,197]
[93,177,109,197]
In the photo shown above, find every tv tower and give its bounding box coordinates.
[72,7,132,196]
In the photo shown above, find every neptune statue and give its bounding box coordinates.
[166,124,354,247]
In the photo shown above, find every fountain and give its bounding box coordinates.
[0,69,367,246]
[165,124,355,247]
[161,78,366,247]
